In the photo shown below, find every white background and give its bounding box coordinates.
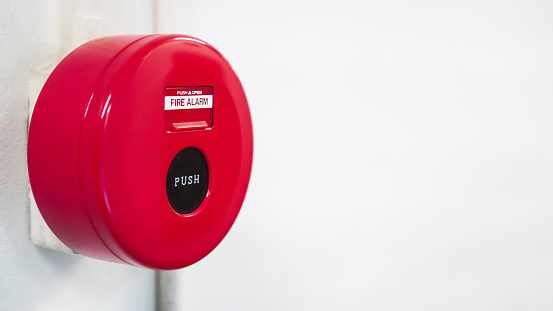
[2,0,553,310]
[179,0,553,310]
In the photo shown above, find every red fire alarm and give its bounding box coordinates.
[27,35,253,270]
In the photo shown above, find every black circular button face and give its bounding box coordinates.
[166,147,209,214]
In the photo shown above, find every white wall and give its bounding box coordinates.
[0,1,159,310]
[178,0,553,310]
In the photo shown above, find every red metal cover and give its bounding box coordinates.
[27,35,253,270]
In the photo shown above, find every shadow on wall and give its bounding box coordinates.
[32,246,82,273]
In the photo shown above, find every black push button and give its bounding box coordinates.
[166,147,209,214]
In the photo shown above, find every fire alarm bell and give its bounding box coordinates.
[27,35,253,270]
